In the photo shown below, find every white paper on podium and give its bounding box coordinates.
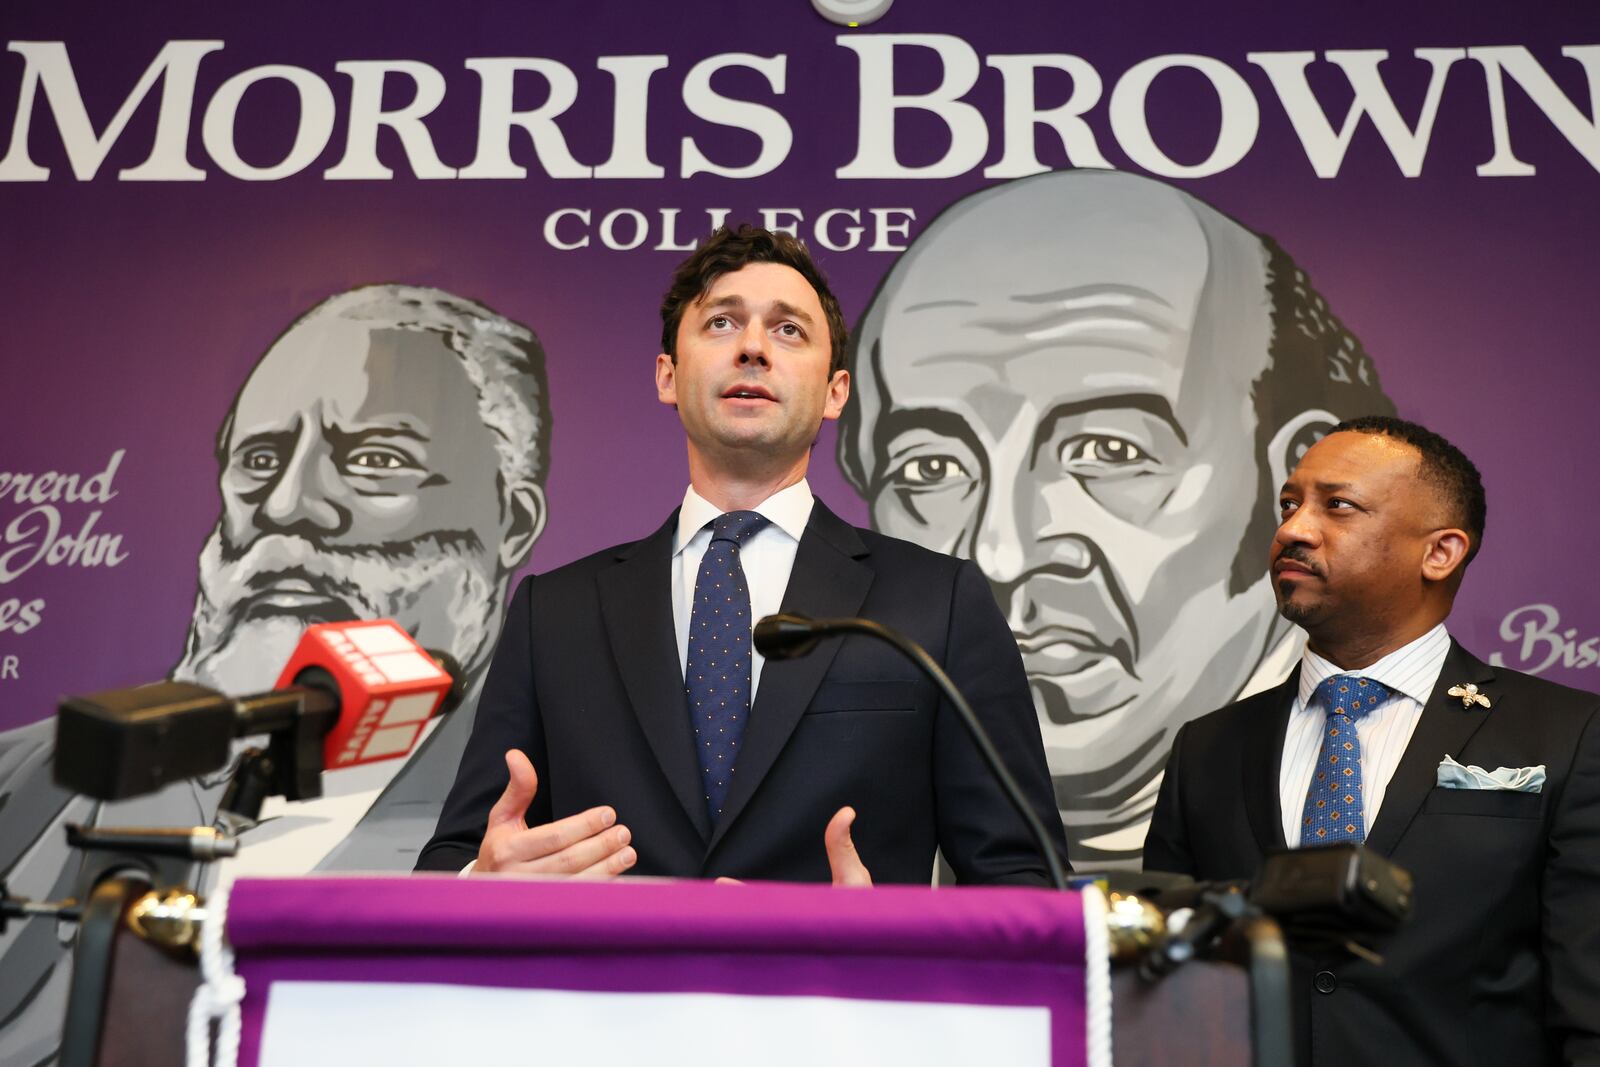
[258,981,1051,1066]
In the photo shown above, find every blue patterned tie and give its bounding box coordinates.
[685,511,769,823]
[1298,674,1393,847]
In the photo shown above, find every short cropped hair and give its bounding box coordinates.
[218,284,552,495]
[1330,414,1487,567]
[660,225,849,377]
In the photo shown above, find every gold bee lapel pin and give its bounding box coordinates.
[1446,682,1492,709]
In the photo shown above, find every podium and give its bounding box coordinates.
[217,876,1096,1066]
[81,876,1269,1066]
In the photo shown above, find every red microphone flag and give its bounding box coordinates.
[271,620,452,771]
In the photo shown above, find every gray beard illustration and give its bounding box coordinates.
[174,526,499,695]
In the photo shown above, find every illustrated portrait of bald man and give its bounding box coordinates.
[0,284,550,1066]
[839,170,1397,867]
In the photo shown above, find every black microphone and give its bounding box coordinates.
[430,651,468,716]
[754,612,1070,891]
[55,621,460,802]
[752,614,826,659]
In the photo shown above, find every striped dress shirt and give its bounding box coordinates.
[1278,624,1453,846]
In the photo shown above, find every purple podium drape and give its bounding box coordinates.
[219,876,1092,1066]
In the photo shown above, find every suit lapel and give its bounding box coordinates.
[597,512,713,843]
[707,501,874,854]
[1243,671,1298,854]
[1364,641,1496,856]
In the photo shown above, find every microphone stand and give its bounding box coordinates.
[756,614,1070,891]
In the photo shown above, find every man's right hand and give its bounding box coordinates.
[474,749,637,877]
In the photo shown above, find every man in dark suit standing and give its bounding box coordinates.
[418,225,1064,886]
[1145,416,1599,1065]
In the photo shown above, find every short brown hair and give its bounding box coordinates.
[660,224,848,377]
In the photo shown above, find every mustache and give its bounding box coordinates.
[1275,544,1326,577]
[240,563,369,608]
[219,528,485,565]
[210,529,489,626]
[998,543,1141,668]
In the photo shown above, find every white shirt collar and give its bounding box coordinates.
[673,480,814,554]
[1296,622,1452,709]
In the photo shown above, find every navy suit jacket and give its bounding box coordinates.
[1144,640,1600,1067]
[418,499,1066,885]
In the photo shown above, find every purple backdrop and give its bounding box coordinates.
[3,1,1596,724]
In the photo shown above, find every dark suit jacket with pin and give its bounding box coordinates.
[1144,640,1600,1067]
[417,499,1066,885]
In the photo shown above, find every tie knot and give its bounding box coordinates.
[710,510,769,544]
[1313,674,1392,720]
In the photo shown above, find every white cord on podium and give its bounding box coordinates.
[187,883,244,1067]
[1080,884,1113,1067]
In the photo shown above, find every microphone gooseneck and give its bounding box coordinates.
[754,612,1070,892]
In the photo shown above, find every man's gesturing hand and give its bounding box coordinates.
[712,807,873,886]
[825,806,873,887]
[474,749,638,877]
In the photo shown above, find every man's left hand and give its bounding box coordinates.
[825,806,873,887]
[714,806,873,887]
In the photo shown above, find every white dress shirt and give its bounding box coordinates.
[459,482,815,874]
[671,480,814,698]
[1278,623,1452,846]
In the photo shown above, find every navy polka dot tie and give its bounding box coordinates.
[685,511,769,823]
[1298,674,1392,847]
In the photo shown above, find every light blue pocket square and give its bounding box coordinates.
[1437,754,1545,793]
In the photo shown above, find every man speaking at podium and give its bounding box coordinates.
[1144,418,1600,1065]
[419,226,1065,884]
